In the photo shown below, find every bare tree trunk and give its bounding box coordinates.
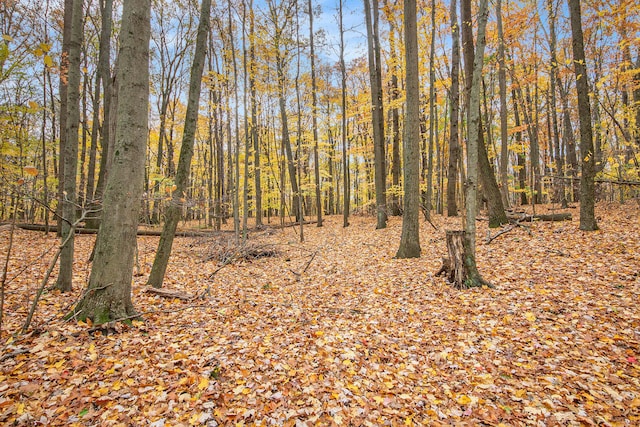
[461,0,507,228]
[568,0,598,230]
[395,0,421,259]
[249,1,262,227]
[147,0,211,288]
[496,0,510,207]
[547,0,566,207]
[308,0,323,226]
[72,0,150,323]
[461,0,491,287]
[339,0,349,227]
[447,0,461,217]
[363,0,387,229]
[55,0,83,292]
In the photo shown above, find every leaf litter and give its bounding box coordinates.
[0,203,639,426]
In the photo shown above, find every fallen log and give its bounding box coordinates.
[507,213,571,222]
[10,223,233,237]
[144,287,194,301]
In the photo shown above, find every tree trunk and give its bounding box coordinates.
[568,0,598,231]
[395,0,421,259]
[147,0,210,288]
[72,0,150,323]
[425,0,436,220]
[308,0,323,226]
[55,0,83,292]
[460,0,491,288]
[512,88,528,205]
[447,0,461,217]
[339,0,349,227]
[363,0,387,229]
[496,0,510,208]
[249,2,262,227]
[461,0,507,228]
[547,0,566,207]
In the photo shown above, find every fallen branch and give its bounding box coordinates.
[484,224,517,244]
[144,287,194,301]
[10,223,233,237]
[507,213,572,222]
[0,348,29,362]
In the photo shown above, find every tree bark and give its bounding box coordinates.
[147,0,211,288]
[496,0,510,208]
[72,0,150,323]
[308,0,322,226]
[395,0,421,259]
[461,0,507,228]
[460,0,491,288]
[363,0,387,229]
[339,0,349,227]
[447,0,461,217]
[55,0,83,292]
[568,0,598,231]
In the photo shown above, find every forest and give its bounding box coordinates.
[1,0,639,424]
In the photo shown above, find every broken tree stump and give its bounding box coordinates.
[436,230,493,289]
[436,230,466,286]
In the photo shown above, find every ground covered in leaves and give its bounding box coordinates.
[1,202,639,426]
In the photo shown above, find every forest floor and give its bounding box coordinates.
[1,201,639,426]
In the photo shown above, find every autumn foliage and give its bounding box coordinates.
[1,202,639,425]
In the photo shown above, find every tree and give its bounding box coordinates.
[568,0,598,231]
[461,0,491,286]
[55,0,83,292]
[71,0,151,323]
[461,0,507,228]
[363,0,387,229]
[496,0,510,208]
[308,0,322,227]
[447,0,461,217]
[339,0,350,228]
[395,0,420,259]
[147,0,211,288]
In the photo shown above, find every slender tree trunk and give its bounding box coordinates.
[512,88,528,205]
[249,1,262,227]
[308,0,322,226]
[147,0,211,288]
[425,0,436,220]
[568,0,598,230]
[57,0,73,236]
[447,0,461,217]
[55,0,83,292]
[547,0,566,207]
[496,0,510,207]
[461,0,507,228]
[363,0,387,229]
[72,0,150,323]
[461,0,490,287]
[396,0,421,259]
[339,0,349,227]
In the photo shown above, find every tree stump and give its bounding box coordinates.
[436,230,492,289]
[436,230,466,286]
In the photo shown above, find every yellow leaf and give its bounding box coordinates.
[16,403,24,415]
[524,312,536,322]
[112,380,122,391]
[457,394,472,405]
[39,42,50,53]
[198,377,209,391]
[2,34,13,42]
[44,55,53,68]
[24,165,38,176]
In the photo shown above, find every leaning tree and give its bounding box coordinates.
[71,0,150,323]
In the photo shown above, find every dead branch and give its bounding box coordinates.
[144,287,194,301]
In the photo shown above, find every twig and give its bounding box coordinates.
[1,213,17,336]
[0,348,29,363]
[484,224,516,244]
